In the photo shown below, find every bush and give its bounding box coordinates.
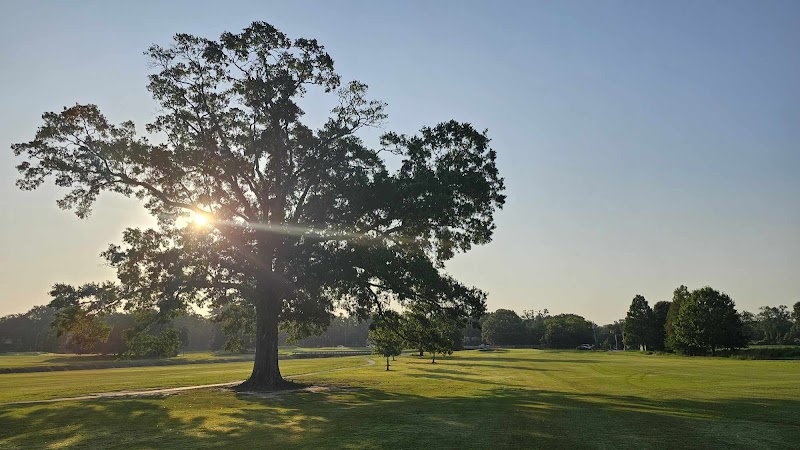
[719,346,800,360]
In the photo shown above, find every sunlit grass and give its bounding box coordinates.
[2,350,799,449]
[0,357,368,403]
[0,351,250,370]
[0,348,370,370]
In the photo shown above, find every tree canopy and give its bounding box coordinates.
[651,300,671,351]
[541,314,594,349]
[368,314,404,371]
[673,287,745,355]
[481,309,525,345]
[12,22,505,389]
[665,285,690,353]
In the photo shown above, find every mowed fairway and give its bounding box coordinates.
[1,350,798,449]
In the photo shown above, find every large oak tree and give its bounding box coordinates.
[12,22,505,389]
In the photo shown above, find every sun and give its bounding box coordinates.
[192,212,209,226]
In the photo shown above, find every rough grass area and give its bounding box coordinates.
[2,350,799,449]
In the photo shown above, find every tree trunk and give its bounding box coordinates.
[386,356,390,371]
[238,294,286,390]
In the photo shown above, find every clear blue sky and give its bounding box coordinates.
[1,0,798,323]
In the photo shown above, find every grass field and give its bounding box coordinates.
[2,349,799,449]
[0,351,252,370]
[0,347,371,373]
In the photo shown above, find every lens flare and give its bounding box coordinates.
[193,213,209,226]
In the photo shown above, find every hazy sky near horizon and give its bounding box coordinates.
[1,1,798,323]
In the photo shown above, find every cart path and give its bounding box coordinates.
[3,357,376,406]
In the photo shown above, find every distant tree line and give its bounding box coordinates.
[0,306,226,357]
[0,305,373,356]
[477,309,596,349]
[619,285,800,356]
[5,289,796,359]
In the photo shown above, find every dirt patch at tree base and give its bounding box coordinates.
[233,384,363,399]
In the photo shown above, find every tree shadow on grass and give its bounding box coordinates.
[449,355,598,364]
[43,355,118,364]
[405,358,562,374]
[404,365,557,387]
[2,386,799,449]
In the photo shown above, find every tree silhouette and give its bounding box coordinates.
[12,22,504,389]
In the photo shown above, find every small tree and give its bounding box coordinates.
[623,295,655,351]
[368,316,403,371]
[425,316,459,363]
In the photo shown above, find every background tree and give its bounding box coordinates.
[623,295,655,351]
[397,308,461,362]
[123,328,183,358]
[522,309,549,346]
[756,305,792,344]
[13,22,503,389]
[665,285,690,352]
[674,286,746,355]
[652,301,671,351]
[50,303,112,354]
[294,314,371,348]
[462,320,483,347]
[598,321,624,350]
[738,311,761,344]
[368,315,404,371]
[541,314,594,349]
[481,309,525,345]
[399,312,429,356]
[789,301,800,343]
[173,313,219,351]
[0,306,60,353]
[424,315,460,363]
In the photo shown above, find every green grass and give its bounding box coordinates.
[0,348,371,372]
[0,356,367,403]
[2,349,799,449]
[0,351,252,370]
[279,346,370,356]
